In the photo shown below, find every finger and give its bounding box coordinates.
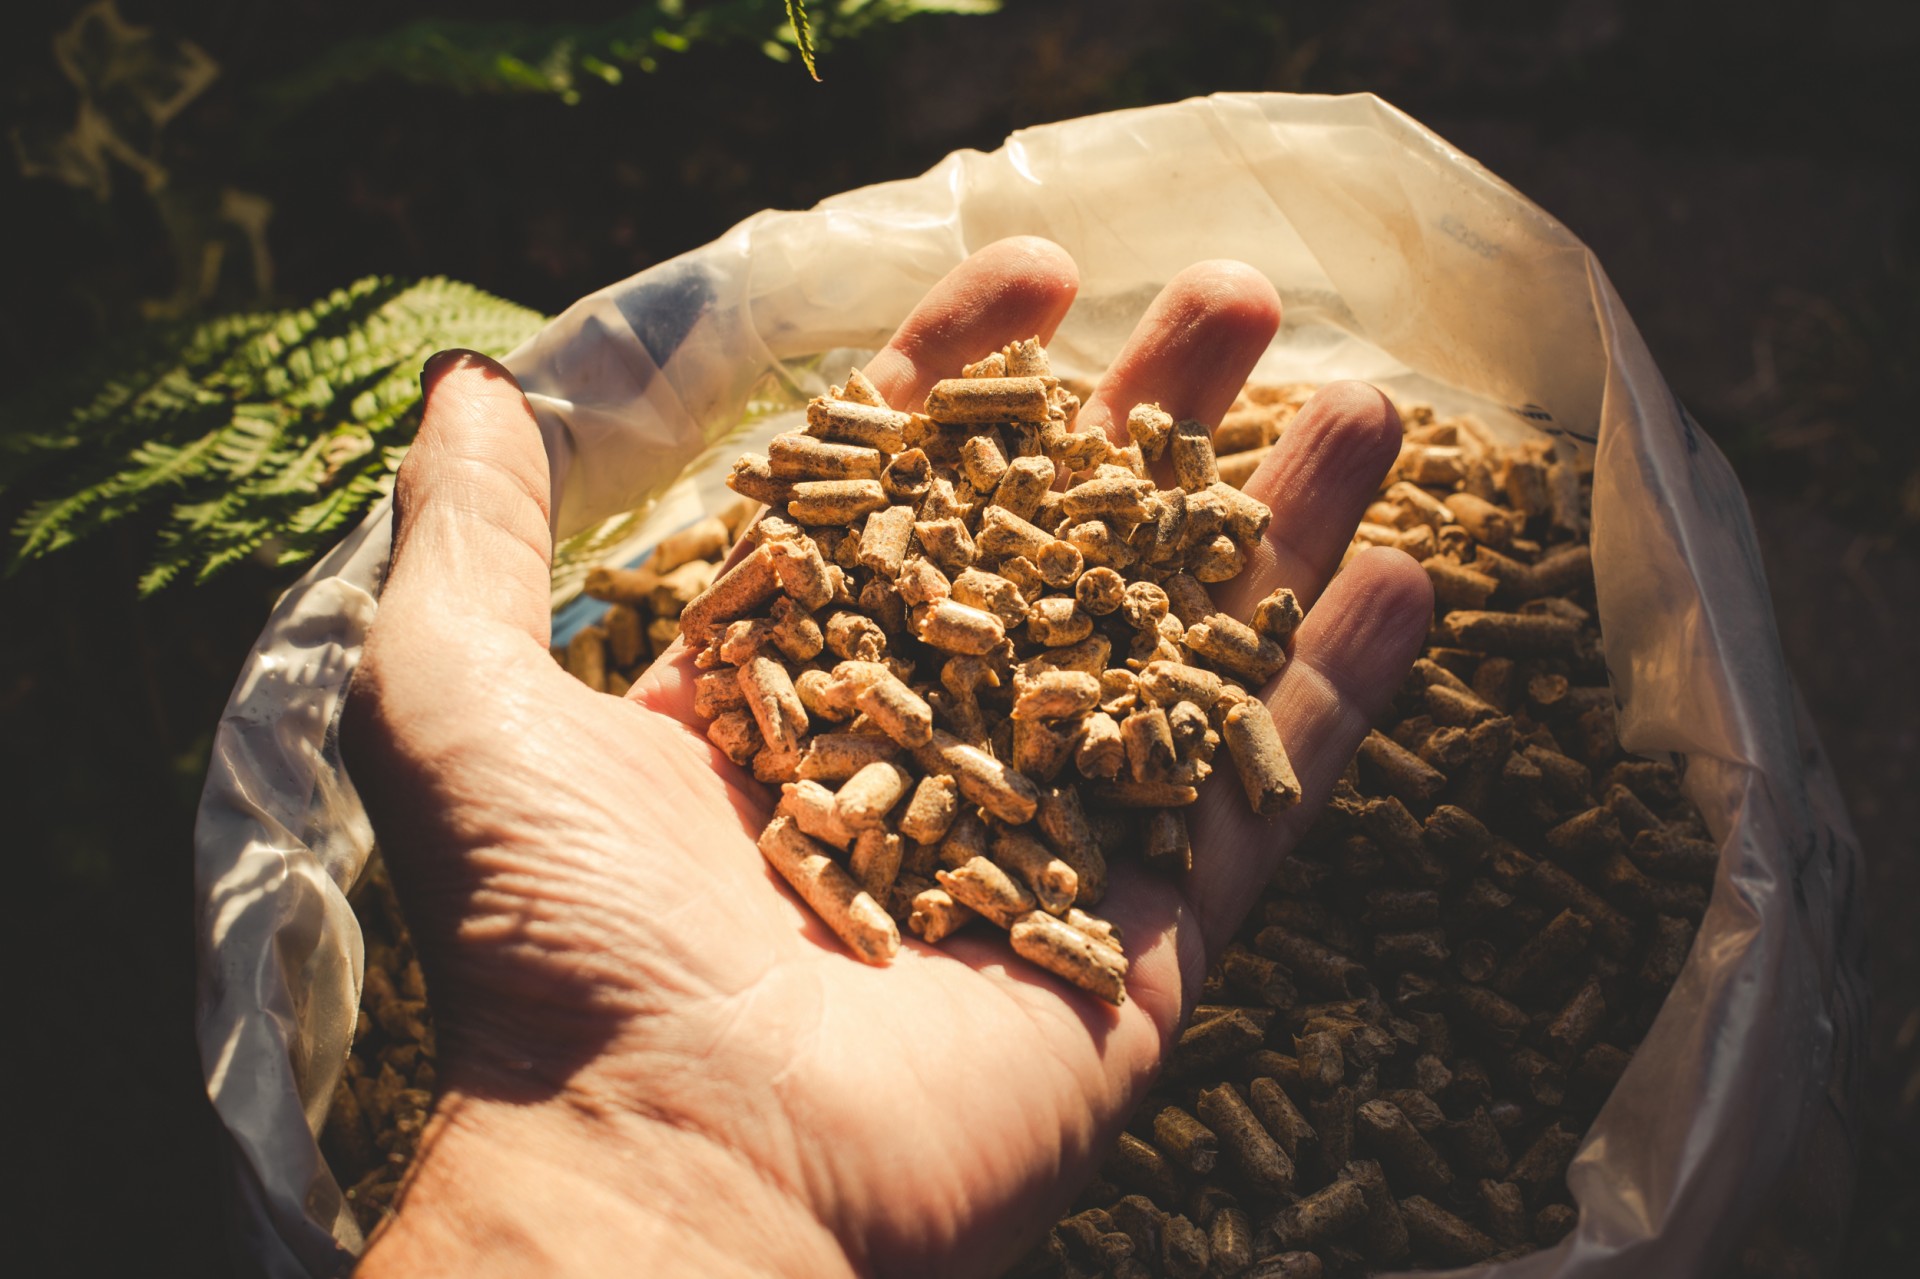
[1211,380,1405,618]
[1076,261,1282,445]
[380,350,556,646]
[627,637,702,726]
[861,237,1080,410]
[1186,547,1435,951]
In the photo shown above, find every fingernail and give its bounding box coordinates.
[421,347,473,395]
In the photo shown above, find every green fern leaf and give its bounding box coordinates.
[3,276,546,593]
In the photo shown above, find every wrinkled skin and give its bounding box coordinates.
[343,238,1433,1278]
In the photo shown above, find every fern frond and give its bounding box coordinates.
[3,276,546,593]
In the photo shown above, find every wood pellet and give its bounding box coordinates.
[681,339,1295,1002]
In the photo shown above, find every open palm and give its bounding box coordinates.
[343,238,1432,1278]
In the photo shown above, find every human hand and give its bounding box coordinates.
[341,237,1433,1278]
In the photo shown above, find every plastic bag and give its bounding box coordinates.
[193,93,1865,1277]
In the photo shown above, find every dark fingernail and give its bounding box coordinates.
[421,348,473,395]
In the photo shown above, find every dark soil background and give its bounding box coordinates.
[4,0,1914,1273]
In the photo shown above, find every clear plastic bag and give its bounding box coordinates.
[193,92,1865,1277]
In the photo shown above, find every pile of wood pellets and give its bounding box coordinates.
[324,857,436,1228]
[678,339,1301,999]
[331,352,1712,1277]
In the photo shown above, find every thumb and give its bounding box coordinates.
[382,349,555,645]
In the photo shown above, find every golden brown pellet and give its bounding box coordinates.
[1138,660,1229,710]
[894,556,951,609]
[705,707,761,765]
[849,669,933,748]
[958,432,1009,492]
[1188,533,1245,583]
[1425,555,1500,611]
[1024,595,1090,646]
[849,827,904,898]
[946,566,1024,627]
[1354,520,1437,558]
[832,760,914,832]
[1206,481,1272,543]
[854,504,914,577]
[926,375,1051,425]
[1033,538,1085,587]
[993,827,1078,915]
[1010,910,1128,1004]
[937,855,1037,928]
[1065,517,1133,571]
[1012,670,1101,721]
[975,504,1052,563]
[1177,486,1228,546]
[758,816,899,965]
[1170,418,1220,491]
[880,447,931,504]
[679,542,781,644]
[1025,784,1105,905]
[1222,697,1300,816]
[737,655,808,755]
[912,516,977,572]
[779,779,856,850]
[960,350,1007,379]
[766,597,823,661]
[1052,707,1115,778]
[910,597,1005,655]
[763,537,833,612]
[896,773,960,845]
[787,478,889,524]
[907,886,974,943]
[1248,589,1302,649]
[991,455,1056,521]
[794,725,906,775]
[829,367,885,407]
[726,452,796,505]
[1186,613,1287,686]
[1064,473,1155,523]
[693,668,749,718]
[1116,401,1170,461]
[1064,906,1122,950]
[1012,715,1080,784]
[1121,706,1177,783]
[914,729,1040,823]
[1065,565,1124,616]
[769,431,884,480]
[806,397,911,451]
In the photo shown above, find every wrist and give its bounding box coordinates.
[359,1087,856,1279]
